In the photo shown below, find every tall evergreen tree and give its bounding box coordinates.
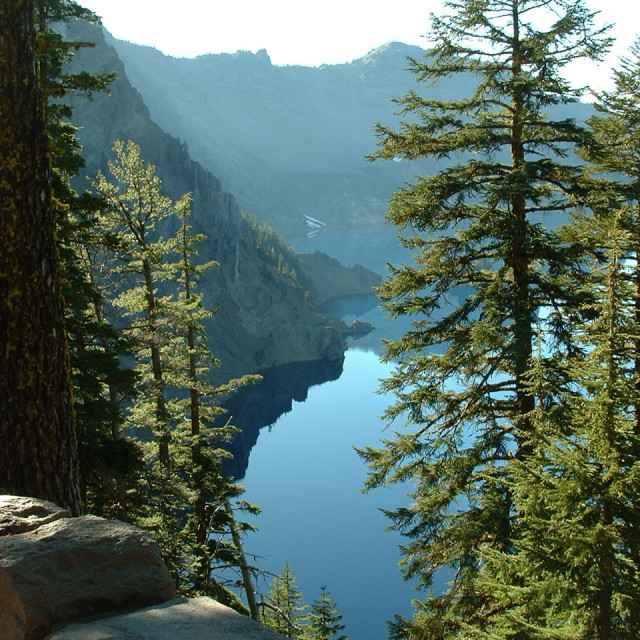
[93,140,261,611]
[471,207,640,638]
[165,200,221,591]
[584,37,640,449]
[474,39,640,639]
[0,0,82,514]
[93,140,179,467]
[359,0,610,636]
[261,562,308,637]
[35,0,140,518]
[165,198,260,609]
[93,140,191,576]
[301,586,348,640]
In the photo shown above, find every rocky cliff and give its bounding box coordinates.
[59,19,347,383]
[104,37,431,237]
[102,34,596,242]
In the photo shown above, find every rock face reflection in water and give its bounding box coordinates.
[220,357,345,480]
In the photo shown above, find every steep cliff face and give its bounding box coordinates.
[60,19,345,382]
[104,37,431,237]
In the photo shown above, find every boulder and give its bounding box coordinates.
[0,495,175,640]
[0,496,70,536]
[47,596,286,640]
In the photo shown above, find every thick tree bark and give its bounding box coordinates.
[510,3,535,448]
[0,0,82,515]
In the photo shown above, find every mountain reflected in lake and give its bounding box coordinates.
[229,348,419,640]
[221,357,345,480]
[215,227,424,639]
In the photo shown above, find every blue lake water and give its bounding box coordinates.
[236,347,418,640]
[221,226,433,639]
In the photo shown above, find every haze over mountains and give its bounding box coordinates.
[61,19,354,382]
[104,33,596,242]
[58,17,595,382]
[105,37,435,237]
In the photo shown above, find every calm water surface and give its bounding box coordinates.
[237,348,418,640]
[229,226,429,639]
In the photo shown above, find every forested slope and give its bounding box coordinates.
[60,19,346,382]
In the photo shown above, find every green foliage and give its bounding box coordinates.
[241,211,310,287]
[92,140,260,611]
[300,586,348,640]
[469,208,640,638]
[362,0,613,636]
[36,0,114,97]
[261,562,308,637]
[36,0,142,516]
[467,38,640,640]
[261,566,347,640]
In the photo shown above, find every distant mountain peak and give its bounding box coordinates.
[194,47,273,65]
[364,41,423,57]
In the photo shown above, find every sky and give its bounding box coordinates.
[78,0,637,92]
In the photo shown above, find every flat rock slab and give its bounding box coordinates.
[47,597,285,640]
[0,496,175,640]
[0,496,70,536]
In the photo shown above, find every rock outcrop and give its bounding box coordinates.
[0,496,175,640]
[298,250,382,307]
[47,596,285,640]
[57,19,346,385]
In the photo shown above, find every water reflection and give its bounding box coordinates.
[221,356,345,479]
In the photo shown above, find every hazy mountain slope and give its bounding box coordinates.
[102,35,596,242]
[60,19,346,382]
[106,37,438,237]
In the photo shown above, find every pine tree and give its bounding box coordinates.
[165,198,260,610]
[471,208,640,638]
[470,38,640,640]
[301,586,348,640]
[165,199,222,592]
[93,140,179,465]
[35,0,140,518]
[584,36,640,450]
[93,140,261,611]
[261,562,308,637]
[92,140,191,577]
[0,0,82,514]
[92,140,207,583]
[359,0,611,635]
[584,44,640,636]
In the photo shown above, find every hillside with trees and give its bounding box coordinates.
[0,0,349,615]
[58,17,350,385]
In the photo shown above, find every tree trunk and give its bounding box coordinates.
[142,257,170,465]
[510,3,535,448]
[227,500,260,621]
[0,0,82,515]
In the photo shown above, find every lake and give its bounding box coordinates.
[233,347,418,640]
[221,225,431,639]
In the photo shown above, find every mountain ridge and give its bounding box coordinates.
[106,34,431,237]
[60,19,348,383]
[103,33,596,242]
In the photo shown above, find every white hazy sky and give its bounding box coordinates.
[79,0,637,91]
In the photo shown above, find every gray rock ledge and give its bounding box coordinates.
[47,596,285,640]
[0,495,175,640]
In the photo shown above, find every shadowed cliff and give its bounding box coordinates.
[60,19,346,383]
